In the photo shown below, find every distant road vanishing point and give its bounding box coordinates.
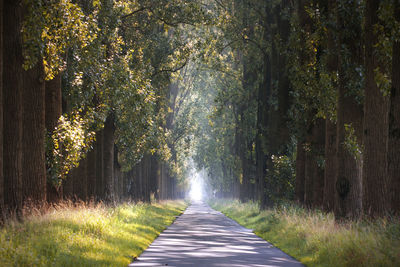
[129,201,304,267]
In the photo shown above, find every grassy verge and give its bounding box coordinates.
[0,200,187,267]
[210,198,400,267]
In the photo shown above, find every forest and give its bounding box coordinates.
[0,0,400,225]
[1,0,400,266]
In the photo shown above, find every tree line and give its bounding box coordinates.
[190,0,400,219]
[0,0,212,221]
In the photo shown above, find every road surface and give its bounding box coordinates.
[129,201,304,267]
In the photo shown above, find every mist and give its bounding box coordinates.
[188,168,208,202]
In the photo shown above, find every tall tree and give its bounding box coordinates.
[363,0,390,217]
[45,74,63,202]
[295,141,306,203]
[334,0,364,219]
[388,0,400,214]
[103,113,115,203]
[322,0,338,213]
[22,61,46,204]
[3,0,24,217]
[0,0,4,219]
[95,130,104,200]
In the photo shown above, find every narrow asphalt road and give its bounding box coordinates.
[129,201,304,267]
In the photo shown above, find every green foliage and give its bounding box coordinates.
[266,155,295,202]
[287,1,337,127]
[343,123,363,160]
[374,0,400,96]
[21,0,215,179]
[210,199,400,267]
[22,0,99,79]
[46,111,97,186]
[0,200,186,267]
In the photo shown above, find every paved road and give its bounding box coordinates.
[129,201,304,267]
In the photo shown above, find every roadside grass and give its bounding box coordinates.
[0,200,187,267]
[210,198,400,267]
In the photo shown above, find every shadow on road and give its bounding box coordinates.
[129,201,304,267]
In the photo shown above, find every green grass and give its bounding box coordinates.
[0,200,187,267]
[210,198,400,267]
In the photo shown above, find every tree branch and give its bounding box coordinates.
[121,7,149,20]
[152,58,189,78]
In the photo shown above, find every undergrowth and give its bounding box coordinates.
[0,200,187,267]
[210,198,400,267]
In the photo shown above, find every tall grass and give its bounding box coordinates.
[0,200,187,267]
[210,198,400,267]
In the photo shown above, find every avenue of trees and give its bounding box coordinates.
[0,0,213,220]
[185,0,400,220]
[0,0,399,222]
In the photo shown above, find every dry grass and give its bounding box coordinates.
[210,198,400,267]
[0,200,187,267]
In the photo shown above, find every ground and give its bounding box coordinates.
[130,201,303,267]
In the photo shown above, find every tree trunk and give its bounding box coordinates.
[363,0,390,217]
[276,0,291,154]
[150,155,159,200]
[334,0,363,219]
[388,0,400,215]
[45,74,63,202]
[113,145,120,202]
[335,86,363,219]
[103,113,115,203]
[304,119,325,208]
[258,46,272,209]
[295,141,306,203]
[22,61,46,205]
[3,0,24,218]
[323,120,336,212]
[86,148,96,201]
[73,158,87,201]
[323,0,338,213]
[63,169,74,200]
[304,130,314,207]
[95,130,104,201]
[0,0,4,220]
[312,119,325,207]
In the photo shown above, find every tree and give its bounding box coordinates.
[388,0,400,214]
[0,0,3,220]
[363,0,390,217]
[22,60,46,204]
[3,0,24,218]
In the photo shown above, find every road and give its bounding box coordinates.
[129,201,304,267]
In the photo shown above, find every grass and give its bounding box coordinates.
[0,200,187,267]
[210,198,400,267]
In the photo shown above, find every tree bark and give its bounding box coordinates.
[312,119,325,207]
[63,169,74,200]
[388,0,400,215]
[45,74,63,202]
[0,0,4,219]
[3,0,24,218]
[295,141,306,204]
[335,86,363,219]
[323,120,336,212]
[86,148,96,201]
[323,0,338,213]
[363,0,390,217]
[22,61,46,205]
[73,158,87,201]
[113,145,120,202]
[95,130,104,200]
[334,0,363,219]
[103,113,115,203]
[257,33,272,209]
